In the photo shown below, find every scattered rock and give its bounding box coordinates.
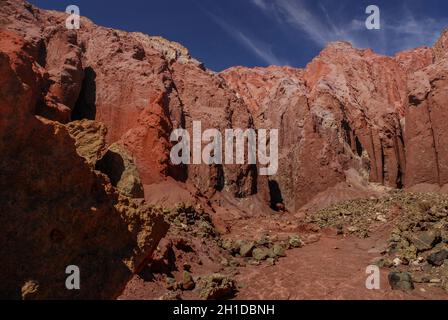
[409,230,441,252]
[166,277,178,291]
[411,274,430,284]
[21,280,39,300]
[376,258,394,268]
[273,243,287,257]
[266,258,276,266]
[347,226,359,233]
[393,257,402,267]
[159,291,182,300]
[388,272,414,291]
[336,224,344,235]
[197,274,236,300]
[288,235,303,248]
[257,234,271,246]
[239,241,255,258]
[182,271,195,291]
[427,250,448,266]
[430,278,442,284]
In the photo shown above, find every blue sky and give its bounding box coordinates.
[29,0,448,71]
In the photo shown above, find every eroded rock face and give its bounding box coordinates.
[6,0,446,216]
[405,31,448,187]
[222,46,405,210]
[0,1,169,299]
[2,2,446,211]
[222,40,443,211]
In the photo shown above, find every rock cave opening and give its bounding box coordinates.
[95,150,125,187]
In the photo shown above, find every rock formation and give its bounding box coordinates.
[222,39,443,211]
[2,0,448,299]
[0,1,169,299]
[405,31,448,187]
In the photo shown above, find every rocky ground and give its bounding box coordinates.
[120,191,448,300]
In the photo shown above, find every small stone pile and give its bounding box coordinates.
[306,193,402,237]
[163,203,218,239]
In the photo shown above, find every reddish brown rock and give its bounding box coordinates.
[0,2,169,299]
[222,43,411,210]
[405,32,448,187]
[222,37,444,212]
[3,0,448,301]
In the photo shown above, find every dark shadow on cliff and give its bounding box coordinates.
[268,180,284,211]
[72,67,96,120]
[95,150,125,187]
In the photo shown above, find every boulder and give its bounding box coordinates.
[408,230,441,252]
[273,243,287,257]
[388,272,415,291]
[182,271,195,291]
[252,248,271,261]
[197,274,236,300]
[427,250,448,266]
[289,235,303,248]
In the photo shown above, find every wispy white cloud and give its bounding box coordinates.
[252,0,364,47]
[206,11,289,66]
[235,31,287,66]
[251,0,448,54]
[383,6,447,51]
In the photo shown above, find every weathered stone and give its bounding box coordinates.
[427,250,448,266]
[182,271,195,291]
[0,15,169,298]
[273,243,287,257]
[197,274,236,300]
[66,120,107,165]
[252,248,271,261]
[266,258,276,266]
[409,230,441,252]
[399,245,418,263]
[239,241,256,258]
[289,235,303,248]
[388,272,415,291]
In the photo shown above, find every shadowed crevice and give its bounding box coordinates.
[72,67,97,120]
